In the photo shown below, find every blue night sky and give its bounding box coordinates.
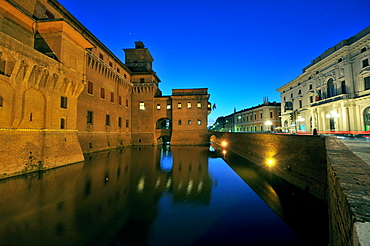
[58,0,370,125]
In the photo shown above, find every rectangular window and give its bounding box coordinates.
[310,96,313,103]
[341,81,346,94]
[109,61,113,67]
[197,102,201,108]
[299,100,302,108]
[309,84,313,90]
[110,92,114,102]
[140,78,145,83]
[365,76,370,90]
[126,120,129,128]
[270,112,273,118]
[260,112,262,119]
[118,117,122,128]
[87,111,94,124]
[126,99,129,107]
[99,53,104,60]
[157,104,161,110]
[167,104,171,109]
[187,102,192,108]
[298,90,301,94]
[178,119,182,125]
[88,81,93,94]
[139,102,145,110]
[198,119,202,125]
[60,96,68,108]
[188,119,192,125]
[100,88,105,99]
[178,103,182,109]
[363,59,369,68]
[118,96,122,105]
[105,114,110,126]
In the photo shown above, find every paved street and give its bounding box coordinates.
[340,137,370,166]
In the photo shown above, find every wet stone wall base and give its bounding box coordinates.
[0,129,84,179]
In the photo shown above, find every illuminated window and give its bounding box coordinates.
[60,96,68,109]
[178,103,182,109]
[167,104,171,109]
[87,81,93,94]
[188,119,192,125]
[197,102,201,108]
[198,119,202,125]
[139,102,145,110]
[157,104,161,110]
[187,102,191,108]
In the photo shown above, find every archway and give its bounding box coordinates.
[156,118,171,129]
[363,107,370,131]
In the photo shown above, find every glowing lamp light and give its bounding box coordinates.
[221,141,228,147]
[222,150,227,155]
[266,158,275,167]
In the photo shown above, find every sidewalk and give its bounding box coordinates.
[339,137,370,166]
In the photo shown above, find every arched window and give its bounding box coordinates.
[327,79,336,98]
[363,107,370,131]
[284,102,293,111]
[60,118,66,129]
[156,118,171,129]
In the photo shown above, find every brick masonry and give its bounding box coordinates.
[213,132,370,246]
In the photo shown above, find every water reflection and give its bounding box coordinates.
[0,146,327,245]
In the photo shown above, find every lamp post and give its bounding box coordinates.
[326,111,340,131]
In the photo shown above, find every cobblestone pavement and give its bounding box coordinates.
[340,137,370,166]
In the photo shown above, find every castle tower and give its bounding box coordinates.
[124,41,161,145]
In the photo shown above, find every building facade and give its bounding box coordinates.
[277,26,370,134]
[0,0,210,177]
[210,100,281,132]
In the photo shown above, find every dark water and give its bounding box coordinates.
[0,146,328,246]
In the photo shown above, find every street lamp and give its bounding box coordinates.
[265,120,272,132]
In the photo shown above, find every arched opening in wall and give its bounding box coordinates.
[156,118,171,129]
[210,135,217,143]
[60,118,66,129]
[363,107,370,131]
[157,135,171,145]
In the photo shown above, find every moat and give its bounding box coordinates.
[0,146,328,246]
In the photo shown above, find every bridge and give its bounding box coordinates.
[210,132,370,246]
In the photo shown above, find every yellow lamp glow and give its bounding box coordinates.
[221,141,228,147]
[266,158,275,167]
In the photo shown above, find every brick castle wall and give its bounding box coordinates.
[0,129,84,178]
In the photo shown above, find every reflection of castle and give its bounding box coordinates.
[0,0,210,177]
[0,146,212,245]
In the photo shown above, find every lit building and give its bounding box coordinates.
[211,99,281,132]
[277,26,370,134]
[0,0,210,177]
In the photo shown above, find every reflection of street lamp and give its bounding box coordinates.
[265,120,272,132]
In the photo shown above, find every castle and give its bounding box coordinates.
[0,0,211,178]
